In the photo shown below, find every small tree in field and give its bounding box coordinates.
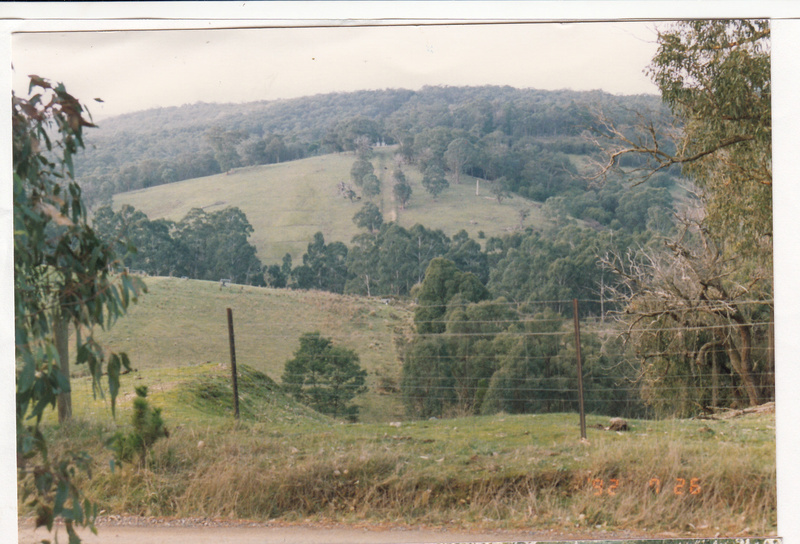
[392,167,412,209]
[110,386,168,468]
[282,332,368,421]
[353,202,383,234]
[422,163,448,199]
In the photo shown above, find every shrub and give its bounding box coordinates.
[110,386,168,467]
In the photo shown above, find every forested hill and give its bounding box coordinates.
[75,85,668,207]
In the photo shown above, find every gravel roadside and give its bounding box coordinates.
[18,516,654,544]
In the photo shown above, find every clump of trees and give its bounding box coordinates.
[595,20,773,415]
[281,332,368,421]
[93,204,266,285]
[287,232,350,293]
[400,259,639,419]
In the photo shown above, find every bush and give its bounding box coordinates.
[110,386,168,467]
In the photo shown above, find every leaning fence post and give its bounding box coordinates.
[572,299,587,440]
[226,307,240,420]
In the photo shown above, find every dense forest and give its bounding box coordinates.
[75,85,674,208]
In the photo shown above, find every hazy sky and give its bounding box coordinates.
[11,22,661,118]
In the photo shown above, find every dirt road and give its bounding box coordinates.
[18,518,645,544]
[19,525,556,544]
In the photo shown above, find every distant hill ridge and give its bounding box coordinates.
[90,85,655,136]
[77,85,664,177]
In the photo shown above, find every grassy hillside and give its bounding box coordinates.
[32,277,776,536]
[36,362,776,535]
[83,276,412,423]
[113,148,544,265]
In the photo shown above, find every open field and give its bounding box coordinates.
[31,359,776,537]
[81,276,412,423]
[113,149,546,265]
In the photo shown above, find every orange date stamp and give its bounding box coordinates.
[588,477,701,496]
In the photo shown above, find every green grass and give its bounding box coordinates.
[76,276,411,423]
[113,148,545,265]
[33,363,776,536]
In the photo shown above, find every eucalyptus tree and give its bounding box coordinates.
[392,167,412,209]
[361,173,382,199]
[292,232,350,293]
[15,76,145,542]
[352,202,384,234]
[204,125,245,172]
[421,163,449,199]
[350,158,374,187]
[444,137,476,185]
[593,20,772,410]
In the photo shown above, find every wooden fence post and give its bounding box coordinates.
[227,308,240,420]
[573,299,587,440]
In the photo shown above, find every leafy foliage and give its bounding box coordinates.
[413,258,489,335]
[350,158,375,187]
[487,225,632,316]
[344,223,452,297]
[205,126,245,172]
[14,76,145,542]
[361,173,382,199]
[94,204,266,285]
[110,386,168,467]
[281,333,368,421]
[444,137,476,185]
[352,202,383,234]
[392,167,412,209]
[421,163,449,199]
[596,20,773,412]
[291,232,350,293]
[402,293,640,419]
[657,20,771,259]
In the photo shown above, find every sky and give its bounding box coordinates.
[11,22,661,119]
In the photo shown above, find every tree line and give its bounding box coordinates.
[268,184,659,317]
[73,86,670,209]
[401,258,641,419]
[94,205,266,286]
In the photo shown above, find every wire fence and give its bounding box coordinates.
[199,296,776,421]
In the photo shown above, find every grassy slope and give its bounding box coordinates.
[113,148,545,265]
[41,361,776,535]
[84,276,412,423]
[50,278,775,535]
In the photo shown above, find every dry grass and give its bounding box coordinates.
[36,372,776,537]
